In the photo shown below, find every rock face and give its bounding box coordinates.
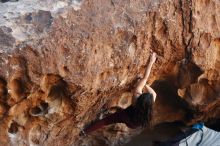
[0,0,220,145]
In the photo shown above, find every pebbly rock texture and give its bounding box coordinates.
[0,0,220,145]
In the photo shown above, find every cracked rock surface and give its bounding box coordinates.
[0,0,220,145]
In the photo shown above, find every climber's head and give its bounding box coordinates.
[133,92,154,127]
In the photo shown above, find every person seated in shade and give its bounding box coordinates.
[80,52,157,135]
[154,122,220,146]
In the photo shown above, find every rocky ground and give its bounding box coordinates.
[0,0,220,145]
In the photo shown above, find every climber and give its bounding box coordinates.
[80,52,157,135]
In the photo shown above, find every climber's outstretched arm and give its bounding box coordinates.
[133,52,157,103]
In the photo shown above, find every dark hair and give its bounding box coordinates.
[132,93,154,127]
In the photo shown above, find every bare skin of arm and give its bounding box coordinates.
[132,53,157,105]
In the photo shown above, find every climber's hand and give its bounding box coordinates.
[150,52,157,64]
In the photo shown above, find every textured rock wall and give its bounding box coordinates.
[0,0,220,145]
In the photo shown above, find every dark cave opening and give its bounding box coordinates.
[151,79,194,121]
[150,79,220,132]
